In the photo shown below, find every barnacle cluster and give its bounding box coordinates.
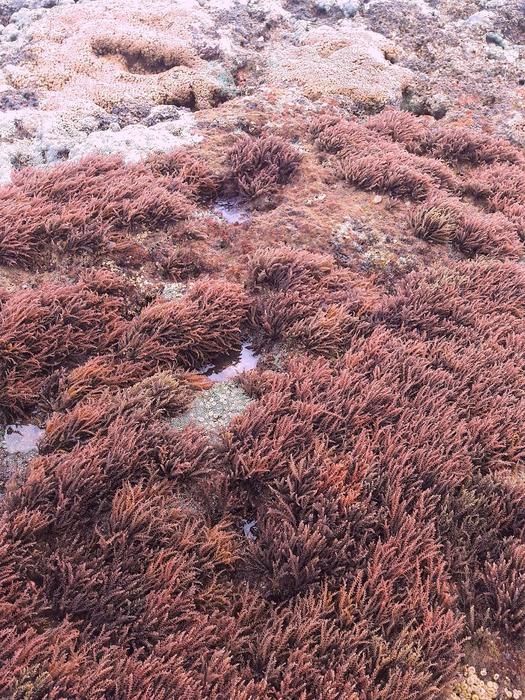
[450,666,522,700]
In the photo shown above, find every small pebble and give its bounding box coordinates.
[486,32,506,48]
[373,194,382,204]
[3,24,18,41]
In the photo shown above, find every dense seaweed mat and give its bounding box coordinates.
[312,110,525,260]
[1,111,525,699]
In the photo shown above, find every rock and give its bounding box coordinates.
[5,0,243,111]
[3,22,18,39]
[246,0,291,23]
[161,282,187,300]
[340,0,359,16]
[363,0,435,37]
[313,0,360,17]
[486,31,506,47]
[426,92,450,119]
[0,99,200,180]
[143,104,182,127]
[171,381,253,440]
[10,7,40,27]
[465,10,495,30]
[401,85,450,119]
[0,89,37,109]
[265,24,413,109]
[68,114,201,163]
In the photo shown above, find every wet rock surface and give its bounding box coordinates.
[3,423,43,453]
[212,198,252,224]
[204,343,259,381]
[265,24,413,109]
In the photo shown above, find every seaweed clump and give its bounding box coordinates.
[313,109,525,260]
[409,195,523,258]
[0,273,247,420]
[228,134,301,200]
[0,270,144,421]
[1,248,525,698]
[0,155,195,269]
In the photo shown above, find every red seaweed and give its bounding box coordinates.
[0,112,524,699]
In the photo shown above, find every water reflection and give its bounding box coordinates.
[3,424,44,454]
[213,198,251,224]
[205,343,259,382]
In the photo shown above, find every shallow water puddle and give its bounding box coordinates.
[212,198,251,224]
[3,424,44,454]
[243,519,257,542]
[205,343,259,382]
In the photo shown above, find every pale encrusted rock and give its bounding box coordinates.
[5,0,237,110]
[68,113,201,162]
[265,23,413,109]
[171,381,253,439]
